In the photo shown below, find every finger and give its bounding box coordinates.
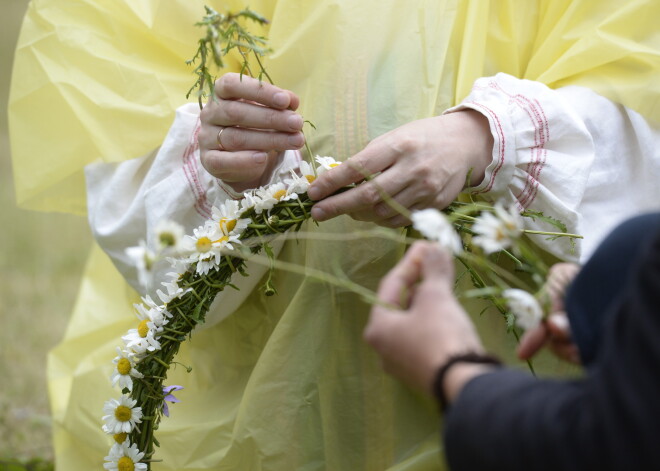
[363,305,401,352]
[419,241,454,281]
[211,99,304,131]
[375,242,428,307]
[368,202,427,228]
[212,126,304,152]
[412,244,455,301]
[307,144,397,201]
[310,167,409,222]
[546,313,572,342]
[200,149,274,182]
[349,184,422,223]
[376,213,413,228]
[517,323,549,360]
[215,73,298,110]
[549,343,581,365]
[199,122,304,153]
[368,184,435,222]
[546,263,580,311]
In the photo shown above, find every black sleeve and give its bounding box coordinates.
[442,223,660,471]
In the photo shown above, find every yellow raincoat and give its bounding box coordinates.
[9,1,660,469]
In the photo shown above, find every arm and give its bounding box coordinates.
[309,73,660,262]
[444,217,660,471]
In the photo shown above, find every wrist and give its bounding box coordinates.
[432,352,502,411]
[443,362,497,404]
[453,109,494,187]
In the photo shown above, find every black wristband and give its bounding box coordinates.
[433,352,502,412]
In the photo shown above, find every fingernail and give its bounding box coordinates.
[549,314,570,331]
[287,114,303,130]
[311,206,326,221]
[288,133,304,147]
[273,92,289,108]
[253,152,267,164]
[307,185,320,200]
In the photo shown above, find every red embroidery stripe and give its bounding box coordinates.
[489,82,550,209]
[182,120,212,218]
[468,102,506,195]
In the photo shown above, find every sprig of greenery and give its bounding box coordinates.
[186,6,272,107]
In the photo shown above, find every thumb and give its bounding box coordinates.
[419,241,455,284]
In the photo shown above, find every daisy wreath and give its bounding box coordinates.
[101,7,581,470]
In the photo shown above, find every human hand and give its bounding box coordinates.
[364,241,485,394]
[517,263,582,364]
[198,73,305,192]
[307,110,493,227]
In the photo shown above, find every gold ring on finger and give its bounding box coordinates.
[217,126,227,151]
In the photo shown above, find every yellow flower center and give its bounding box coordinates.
[113,432,127,444]
[116,358,132,375]
[137,319,149,338]
[159,232,176,247]
[117,456,135,471]
[272,189,287,200]
[219,218,237,234]
[114,405,132,422]
[305,175,316,183]
[143,253,153,271]
[329,163,340,168]
[196,236,212,253]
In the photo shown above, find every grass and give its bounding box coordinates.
[0,459,54,471]
[1,0,92,464]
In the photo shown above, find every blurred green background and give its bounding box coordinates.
[1,0,92,463]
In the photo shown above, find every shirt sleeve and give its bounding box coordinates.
[442,218,660,471]
[85,102,301,327]
[447,73,660,262]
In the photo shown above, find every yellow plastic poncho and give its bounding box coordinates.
[9,1,660,469]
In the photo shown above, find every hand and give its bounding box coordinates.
[307,110,493,227]
[517,263,582,364]
[364,241,485,394]
[198,73,305,192]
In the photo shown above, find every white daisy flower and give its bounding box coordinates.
[181,223,224,273]
[134,295,171,332]
[285,170,312,195]
[165,256,191,274]
[102,395,143,435]
[125,241,156,289]
[110,432,129,451]
[299,160,317,183]
[122,318,161,355]
[472,202,523,254]
[254,182,298,213]
[103,440,147,471]
[110,347,143,392]
[156,279,190,305]
[315,155,341,174]
[239,190,261,212]
[411,208,463,254]
[211,200,250,236]
[153,219,186,253]
[503,288,543,331]
[181,223,242,275]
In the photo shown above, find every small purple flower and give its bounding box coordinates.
[162,385,183,417]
